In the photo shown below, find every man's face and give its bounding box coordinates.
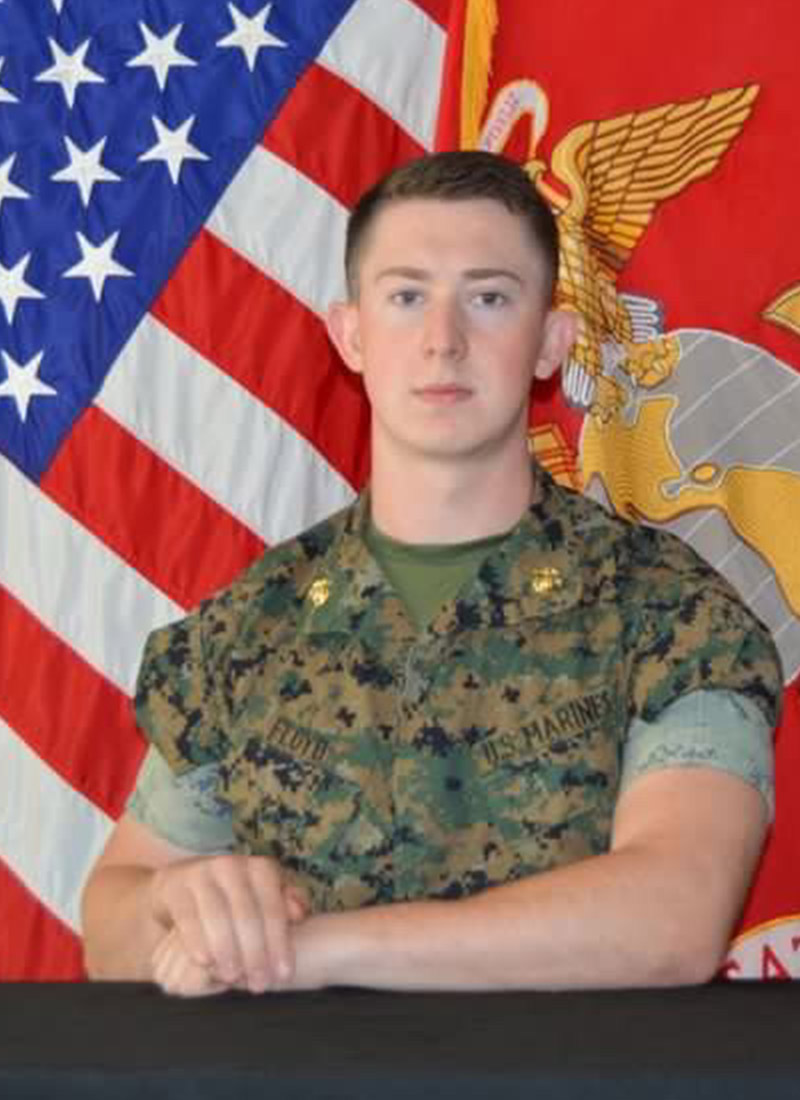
[328,197,574,467]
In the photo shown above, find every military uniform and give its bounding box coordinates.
[135,471,782,912]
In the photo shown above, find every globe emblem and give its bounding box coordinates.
[579,327,800,682]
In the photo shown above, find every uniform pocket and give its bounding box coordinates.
[219,717,391,909]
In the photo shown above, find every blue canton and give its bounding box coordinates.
[0,0,356,480]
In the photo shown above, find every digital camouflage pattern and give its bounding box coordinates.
[135,469,783,912]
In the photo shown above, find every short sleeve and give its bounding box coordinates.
[620,688,774,817]
[626,532,783,730]
[126,745,236,853]
[134,611,231,776]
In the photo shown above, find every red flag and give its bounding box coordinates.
[438,0,800,977]
[0,0,448,980]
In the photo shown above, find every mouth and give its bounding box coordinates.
[413,384,473,405]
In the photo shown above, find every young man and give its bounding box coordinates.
[81,151,781,996]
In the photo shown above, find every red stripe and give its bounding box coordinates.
[263,63,425,208]
[0,860,85,980]
[151,229,371,491]
[0,586,144,819]
[410,0,450,26]
[41,406,266,611]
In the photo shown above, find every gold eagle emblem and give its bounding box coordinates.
[526,85,759,423]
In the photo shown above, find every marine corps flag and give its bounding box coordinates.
[437,0,800,977]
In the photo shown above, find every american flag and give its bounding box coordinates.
[0,0,448,979]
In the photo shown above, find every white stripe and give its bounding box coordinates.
[207,145,349,315]
[97,315,355,545]
[0,452,180,695]
[319,0,445,150]
[0,716,112,934]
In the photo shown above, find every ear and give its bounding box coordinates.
[326,300,364,376]
[533,308,579,382]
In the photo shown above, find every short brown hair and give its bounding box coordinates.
[344,150,559,301]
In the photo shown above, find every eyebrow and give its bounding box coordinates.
[374,266,525,285]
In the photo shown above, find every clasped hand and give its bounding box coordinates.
[148,853,313,997]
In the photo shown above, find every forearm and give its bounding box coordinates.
[294,768,766,993]
[81,864,164,981]
[295,845,735,992]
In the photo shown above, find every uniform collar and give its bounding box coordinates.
[297,468,587,641]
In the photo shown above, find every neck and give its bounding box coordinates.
[369,444,537,544]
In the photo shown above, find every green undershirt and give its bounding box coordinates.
[364,520,510,631]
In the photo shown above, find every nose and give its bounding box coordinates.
[422,298,466,361]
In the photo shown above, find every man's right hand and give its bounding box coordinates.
[81,814,311,989]
[148,853,310,994]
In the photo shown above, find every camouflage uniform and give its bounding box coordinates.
[135,471,783,912]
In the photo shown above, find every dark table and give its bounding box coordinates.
[1,981,798,1099]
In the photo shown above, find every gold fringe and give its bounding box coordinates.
[460,0,499,149]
